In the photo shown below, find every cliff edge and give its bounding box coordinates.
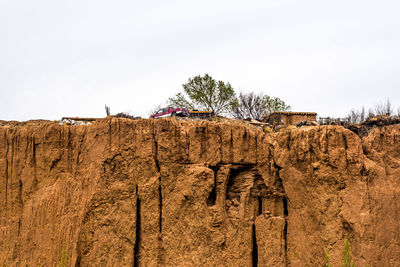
[0,118,399,266]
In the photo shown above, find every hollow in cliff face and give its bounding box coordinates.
[0,118,399,266]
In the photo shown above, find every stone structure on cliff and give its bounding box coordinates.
[0,118,399,266]
[265,111,317,126]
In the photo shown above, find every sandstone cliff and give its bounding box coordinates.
[0,118,399,266]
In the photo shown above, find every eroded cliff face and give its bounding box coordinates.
[0,119,399,266]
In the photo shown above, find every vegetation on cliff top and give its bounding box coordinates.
[168,73,290,118]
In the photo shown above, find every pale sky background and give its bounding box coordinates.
[1,0,399,120]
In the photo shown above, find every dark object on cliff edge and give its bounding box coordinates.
[114,112,141,120]
[345,114,400,137]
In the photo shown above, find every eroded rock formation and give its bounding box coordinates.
[0,118,399,266]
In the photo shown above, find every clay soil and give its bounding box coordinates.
[0,118,399,266]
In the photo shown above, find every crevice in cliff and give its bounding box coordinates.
[32,136,36,164]
[67,128,73,172]
[74,132,85,178]
[10,133,15,195]
[158,176,162,234]
[252,223,258,267]
[225,166,253,214]
[153,139,162,236]
[207,183,217,207]
[134,186,141,267]
[283,196,288,266]
[361,165,372,213]
[186,132,190,157]
[152,123,160,173]
[217,127,223,161]
[230,129,234,161]
[255,135,258,164]
[30,136,39,191]
[150,122,163,265]
[257,196,263,216]
[49,157,61,171]
[207,166,220,207]
[341,219,354,239]
[283,196,288,217]
[274,162,289,266]
[342,134,349,168]
[199,126,207,159]
[5,134,9,206]
[286,132,291,151]
[18,218,21,237]
[75,255,81,267]
[18,179,23,207]
[157,179,164,266]
[108,118,112,150]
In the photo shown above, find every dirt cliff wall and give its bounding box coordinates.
[0,118,399,266]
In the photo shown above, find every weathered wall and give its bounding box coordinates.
[286,114,316,125]
[0,118,399,266]
[266,113,316,125]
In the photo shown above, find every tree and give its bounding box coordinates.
[105,105,111,116]
[374,99,393,116]
[169,74,237,116]
[232,92,290,120]
[345,100,395,124]
[346,107,366,123]
[263,95,291,115]
[168,93,195,110]
[232,92,266,120]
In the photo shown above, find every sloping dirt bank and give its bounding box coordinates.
[0,118,399,266]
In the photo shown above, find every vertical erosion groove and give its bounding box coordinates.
[75,255,81,267]
[67,128,73,171]
[108,118,112,150]
[206,185,216,207]
[5,134,9,206]
[32,136,36,172]
[153,135,161,234]
[10,134,15,200]
[151,121,162,233]
[18,180,22,206]
[134,188,141,267]
[283,196,289,266]
[158,176,162,234]
[252,223,258,267]
[257,196,263,216]
[217,127,223,161]
[283,196,288,216]
[152,121,163,265]
[207,166,219,207]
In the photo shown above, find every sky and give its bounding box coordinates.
[1,0,399,120]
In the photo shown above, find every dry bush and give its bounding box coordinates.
[114,112,139,120]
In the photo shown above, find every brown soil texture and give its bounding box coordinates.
[0,118,399,266]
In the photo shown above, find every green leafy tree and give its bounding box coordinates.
[263,95,291,115]
[168,93,195,110]
[169,74,237,116]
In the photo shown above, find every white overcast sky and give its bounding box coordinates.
[1,0,399,120]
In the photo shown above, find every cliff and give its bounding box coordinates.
[0,118,399,266]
